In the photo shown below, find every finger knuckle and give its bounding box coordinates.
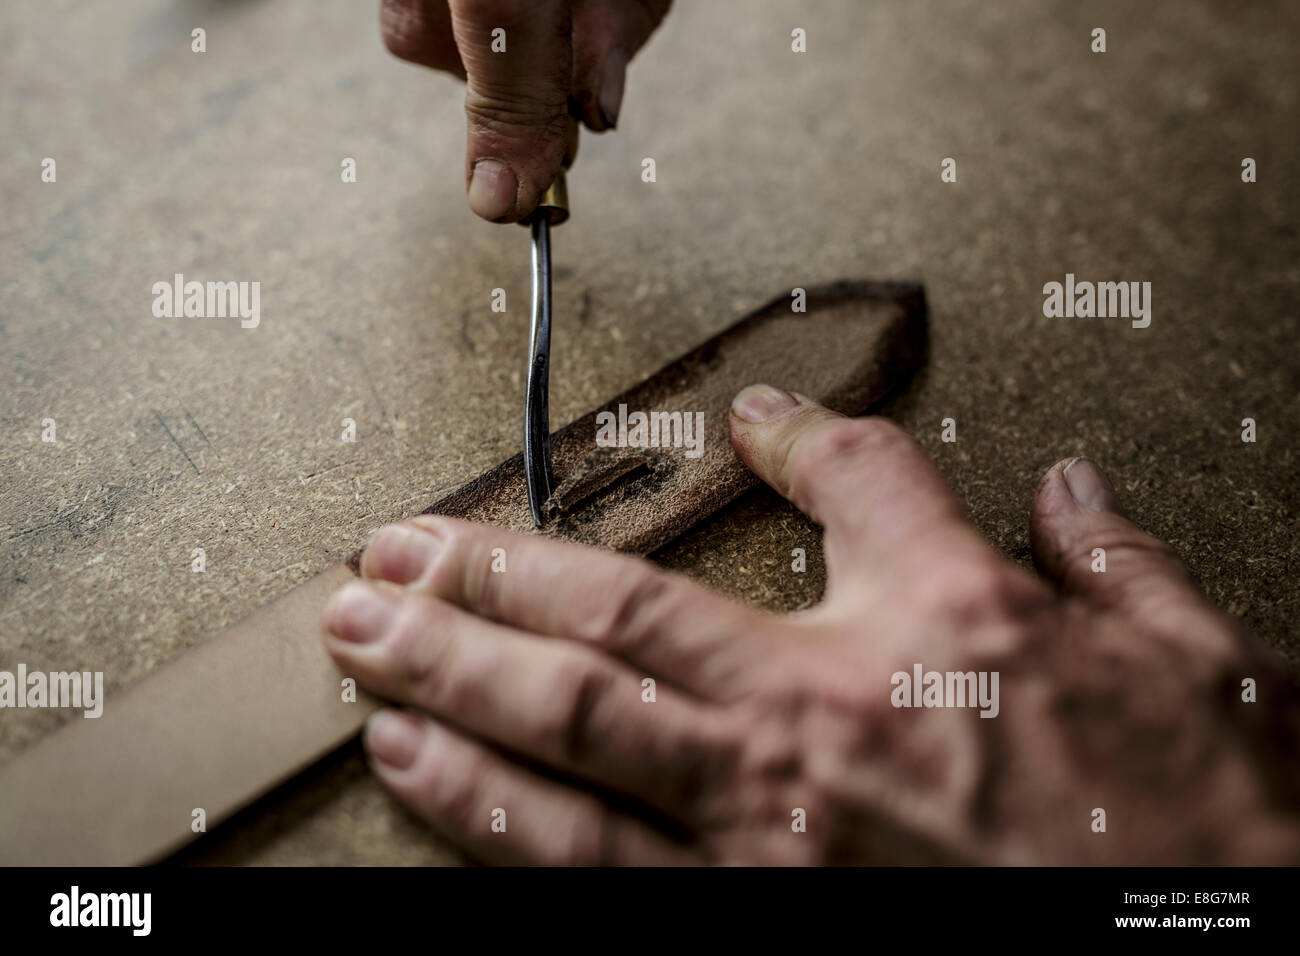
[548,799,615,866]
[679,723,747,823]
[923,557,1041,626]
[431,517,478,556]
[538,656,617,765]
[464,89,571,139]
[798,417,901,470]
[1117,532,1184,571]
[387,596,458,694]
[1065,530,1186,589]
[431,750,492,832]
[571,565,672,652]
[437,522,499,613]
[787,418,901,506]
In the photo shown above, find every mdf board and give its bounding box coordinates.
[2,1,1297,864]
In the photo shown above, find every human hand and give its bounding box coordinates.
[380,0,671,222]
[321,384,1300,864]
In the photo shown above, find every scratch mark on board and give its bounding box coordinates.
[155,411,199,474]
[459,309,475,353]
[184,409,212,446]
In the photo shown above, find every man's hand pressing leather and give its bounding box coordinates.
[321,384,1300,864]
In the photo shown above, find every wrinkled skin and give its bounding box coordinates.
[322,384,1300,864]
[380,0,671,221]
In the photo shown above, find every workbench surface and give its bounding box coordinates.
[2,0,1296,864]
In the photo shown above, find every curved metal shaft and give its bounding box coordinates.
[524,216,555,526]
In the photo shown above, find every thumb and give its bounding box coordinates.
[449,0,573,222]
[1030,457,1223,635]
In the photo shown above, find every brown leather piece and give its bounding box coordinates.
[0,281,924,865]
[356,279,927,559]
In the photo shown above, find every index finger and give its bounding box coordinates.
[359,516,769,701]
[728,385,994,596]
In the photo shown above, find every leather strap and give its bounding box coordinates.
[0,281,925,864]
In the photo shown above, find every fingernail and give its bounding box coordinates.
[368,523,441,584]
[325,581,397,643]
[468,159,518,221]
[731,384,799,423]
[1063,457,1122,513]
[366,710,423,770]
[598,49,627,129]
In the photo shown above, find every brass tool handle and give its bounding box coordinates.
[524,117,575,227]
[529,169,569,226]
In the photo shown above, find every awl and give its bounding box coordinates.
[523,170,569,526]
